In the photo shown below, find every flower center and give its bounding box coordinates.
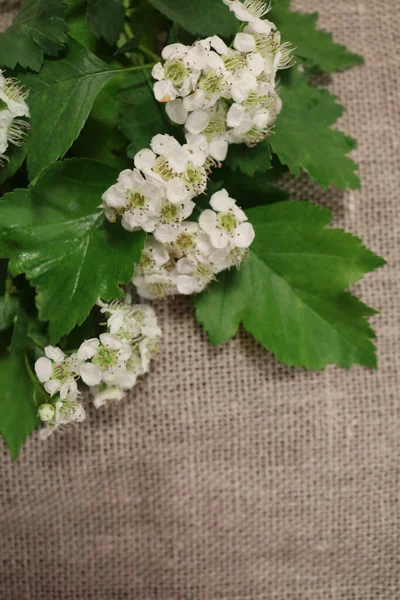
[175,232,194,251]
[161,201,180,223]
[199,73,225,98]
[195,263,214,280]
[126,190,146,210]
[218,212,237,233]
[164,60,188,86]
[92,346,118,368]
[183,165,205,189]
[153,156,175,181]
[53,364,70,381]
[243,90,274,109]
[222,53,247,72]
[140,250,155,269]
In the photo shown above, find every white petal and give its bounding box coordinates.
[108,314,124,335]
[101,184,127,209]
[250,18,274,35]
[185,110,210,135]
[44,380,61,397]
[176,275,201,295]
[185,43,208,70]
[231,74,257,103]
[161,43,187,60]
[227,103,247,128]
[246,52,265,76]
[180,200,196,220]
[44,346,65,363]
[166,178,191,204]
[210,189,236,212]
[165,99,188,124]
[151,133,181,156]
[134,148,156,172]
[151,62,165,81]
[152,242,170,266]
[121,213,141,232]
[154,224,179,244]
[80,363,103,386]
[35,357,52,383]
[153,80,177,103]
[199,209,217,234]
[233,32,256,53]
[234,222,255,248]
[183,90,205,111]
[210,229,229,249]
[208,138,229,162]
[176,257,197,275]
[210,35,230,55]
[77,338,99,360]
[99,333,122,349]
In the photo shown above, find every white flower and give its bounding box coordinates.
[152,41,209,102]
[35,347,80,400]
[133,267,178,300]
[223,0,275,34]
[39,398,86,439]
[101,168,164,233]
[199,189,255,250]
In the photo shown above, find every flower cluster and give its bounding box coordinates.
[35,299,161,438]
[152,0,292,153]
[133,188,254,298]
[0,71,30,164]
[101,0,290,301]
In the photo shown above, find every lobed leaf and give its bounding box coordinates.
[195,201,385,370]
[87,0,125,46]
[0,0,68,72]
[0,159,145,343]
[18,38,116,180]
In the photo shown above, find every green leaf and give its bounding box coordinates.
[87,0,125,46]
[71,74,130,171]
[120,70,172,158]
[269,74,360,190]
[0,314,39,459]
[0,159,145,343]
[0,0,68,72]
[205,164,288,210]
[18,38,116,179]
[147,0,238,37]
[195,201,385,370]
[0,145,27,185]
[226,142,272,177]
[270,2,363,72]
[0,295,20,331]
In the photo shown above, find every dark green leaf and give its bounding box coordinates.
[87,0,125,46]
[71,74,130,171]
[226,142,272,177]
[147,0,238,37]
[0,145,27,185]
[0,0,68,72]
[18,38,116,179]
[0,159,145,343]
[270,73,360,189]
[0,314,39,459]
[270,2,363,72]
[0,295,19,331]
[120,70,172,158]
[195,201,385,370]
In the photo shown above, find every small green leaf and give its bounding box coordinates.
[0,315,40,459]
[87,0,125,46]
[226,142,272,177]
[18,38,116,179]
[270,73,360,189]
[120,70,172,158]
[0,0,68,72]
[195,201,385,370]
[0,159,145,343]
[270,2,363,72]
[147,0,238,37]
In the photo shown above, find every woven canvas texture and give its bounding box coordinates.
[1,1,399,599]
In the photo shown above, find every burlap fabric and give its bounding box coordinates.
[1,1,399,598]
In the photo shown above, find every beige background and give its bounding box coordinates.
[1,1,399,598]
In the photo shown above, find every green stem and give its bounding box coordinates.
[138,44,161,62]
[113,62,156,74]
[28,333,45,349]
